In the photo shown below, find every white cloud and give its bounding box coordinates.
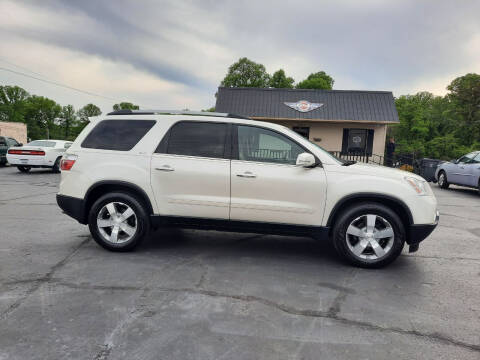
[0,0,479,113]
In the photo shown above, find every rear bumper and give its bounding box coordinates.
[407,211,439,245]
[56,194,86,224]
[7,156,49,166]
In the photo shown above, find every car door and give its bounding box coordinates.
[150,121,231,219]
[464,152,480,187]
[230,124,327,226]
[451,153,476,185]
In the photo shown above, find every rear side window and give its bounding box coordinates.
[81,120,156,151]
[159,122,228,158]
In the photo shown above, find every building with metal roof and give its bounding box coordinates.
[215,87,399,158]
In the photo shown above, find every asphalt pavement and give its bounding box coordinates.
[0,165,479,359]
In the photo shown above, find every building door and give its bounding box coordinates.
[341,128,374,155]
[292,126,310,139]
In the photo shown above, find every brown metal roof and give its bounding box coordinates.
[215,87,399,123]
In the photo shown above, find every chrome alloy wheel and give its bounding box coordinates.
[345,214,394,260]
[97,201,137,244]
[438,173,445,186]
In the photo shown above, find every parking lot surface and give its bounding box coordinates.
[0,166,479,359]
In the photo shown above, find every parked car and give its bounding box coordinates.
[435,151,480,192]
[0,136,22,166]
[7,139,72,173]
[57,110,439,268]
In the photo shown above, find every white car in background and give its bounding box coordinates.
[7,140,72,173]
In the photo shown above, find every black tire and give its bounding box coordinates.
[52,157,61,173]
[88,192,150,252]
[438,171,449,189]
[17,166,31,173]
[332,202,406,268]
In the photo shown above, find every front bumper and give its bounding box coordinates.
[56,194,86,224]
[407,210,439,251]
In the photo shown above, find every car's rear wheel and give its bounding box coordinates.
[17,166,31,173]
[332,203,405,268]
[438,171,449,189]
[52,157,61,173]
[88,192,150,251]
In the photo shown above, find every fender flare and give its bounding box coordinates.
[326,192,414,227]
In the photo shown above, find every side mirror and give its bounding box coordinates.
[296,152,316,168]
[18,143,23,147]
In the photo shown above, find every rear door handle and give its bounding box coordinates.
[155,165,174,172]
[236,171,256,178]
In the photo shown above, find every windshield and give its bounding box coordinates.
[280,126,345,164]
[27,140,56,147]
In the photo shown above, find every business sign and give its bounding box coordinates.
[284,100,323,113]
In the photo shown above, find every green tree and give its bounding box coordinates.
[393,92,437,155]
[113,102,139,111]
[0,85,30,123]
[296,71,334,90]
[269,69,294,88]
[202,107,216,112]
[446,73,480,144]
[59,105,76,138]
[77,103,102,123]
[24,96,62,140]
[220,57,271,88]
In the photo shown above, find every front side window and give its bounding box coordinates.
[237,126,304,165]
[164,122,227,158]
[81,120,156,151]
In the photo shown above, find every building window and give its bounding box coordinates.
[342,128,374,155]
[292,126,310,139]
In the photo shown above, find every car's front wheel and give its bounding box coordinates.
[17,166,31,173]
[438,171,449,189]
[332,203,405,268]
[88,192,150,251]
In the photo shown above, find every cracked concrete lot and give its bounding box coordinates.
[0,166,479,360]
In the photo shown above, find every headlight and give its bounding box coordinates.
[404,176,431,196]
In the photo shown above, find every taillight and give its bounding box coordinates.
[60,154,78,171]
[8,149,45,155]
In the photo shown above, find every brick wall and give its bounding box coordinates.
[0,122,28,144]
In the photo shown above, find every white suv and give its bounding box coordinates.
[57,110,439,268]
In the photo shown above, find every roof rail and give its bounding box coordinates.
[106,109,250,119]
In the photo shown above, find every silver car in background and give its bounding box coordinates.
[435,151,480,192]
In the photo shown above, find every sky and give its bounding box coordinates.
[0,0,479,114]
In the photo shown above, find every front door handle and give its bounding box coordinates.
[155,165,174,172]
[236,171,256,178]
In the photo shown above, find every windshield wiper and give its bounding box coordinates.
[342,160,357,166]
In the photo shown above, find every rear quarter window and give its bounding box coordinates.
[81,120,156,151]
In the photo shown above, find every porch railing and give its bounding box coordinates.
[329,151,417,169]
